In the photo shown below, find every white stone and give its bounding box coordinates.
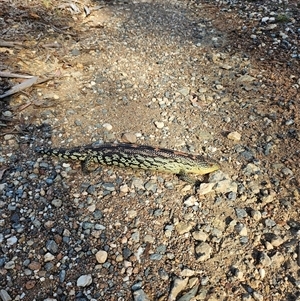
[103,123,112,131]
[183,195,197,207]
[180,269,195,277]
[7,236,17,246]
[44,252,55,262]
[77,274,92,287]
[154,121,164,129]
[198,183,215,195]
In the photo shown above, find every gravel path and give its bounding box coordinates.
[0,0,299,300]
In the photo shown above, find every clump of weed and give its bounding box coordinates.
[276,13,291,23]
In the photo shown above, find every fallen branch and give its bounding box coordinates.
[0,71,34,79]
[0,76,39,99]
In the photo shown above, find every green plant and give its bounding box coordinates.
[276,13,291,23]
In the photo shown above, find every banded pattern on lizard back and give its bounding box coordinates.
[36,143,219,180]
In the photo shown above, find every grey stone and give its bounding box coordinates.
[131,281,143,291]
[102,183,115,191]
[177,282,199,301]
[158,268,169,280]
[77,274,92,287]
[195,242,212,261]
[133,289,151,301]
[0,290,12,301]
[46,240,58,254]
[235,208,248,219]
[59,270,66,282]
[51,199,62,208]
[259,252,271,267]
[149,254,162,261]
[168,277,189,301]
[145,181,157,192]
[265,218,276,227]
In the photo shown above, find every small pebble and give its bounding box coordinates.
[133,289,151,301]
[103,123,112,131]
[121,132,137,143]
[175,222,193,235]
[195,242,212,261]
[192,231,208,241]
[77,274,92,287]
[253,291,264,301]
[227,131,241,141]
[28,261,41,270]
[96,250,108,263]
[154,121,164,129]
[180,268,195,277]
[6,236,17,246]
[44,253,55,262]
[270,236,284,247]
[198,183,215,195]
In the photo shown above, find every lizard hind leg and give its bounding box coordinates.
[177,169,198,184]
[81,156,95,174]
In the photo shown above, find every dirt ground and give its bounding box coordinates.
[0,0,300,300]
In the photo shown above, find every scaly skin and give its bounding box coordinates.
[36,143,220,180]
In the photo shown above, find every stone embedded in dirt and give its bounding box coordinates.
[177,281,199,301]
[270,236,284,247]
[168,277,189,301]
[259,252,272,267]
[175,222,193,235]
[77,274,92,287]
[120,184,129,193]
[96,250,108,263]
[143,234,155,243]
[103,123,112,131]
[183,195,197,207]
[122,132,137,143]
[46,240,58,254]
[0,289,12,301]
[227,131,241,141]
[180,268,195,277]
[236,75,256,83]
[154,121,164,129]
[28,261,41,271]
[178,87,190,96]
[44,252,55,262]
[235,208,248,219]
[127,210,137,219]
[198,183,215,195]
[25,280,36,290]
[195,242,212,262]
[51,199,62,208]
[234,223,247,236]
[192,231,208,242]
[253,291,264,301]
[133,289,151,301]
[214,179,237,194]
[6,236,17,246]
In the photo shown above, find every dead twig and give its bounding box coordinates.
[0,71,34,79]
[0,41,23,47]
[0,77,38,99]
